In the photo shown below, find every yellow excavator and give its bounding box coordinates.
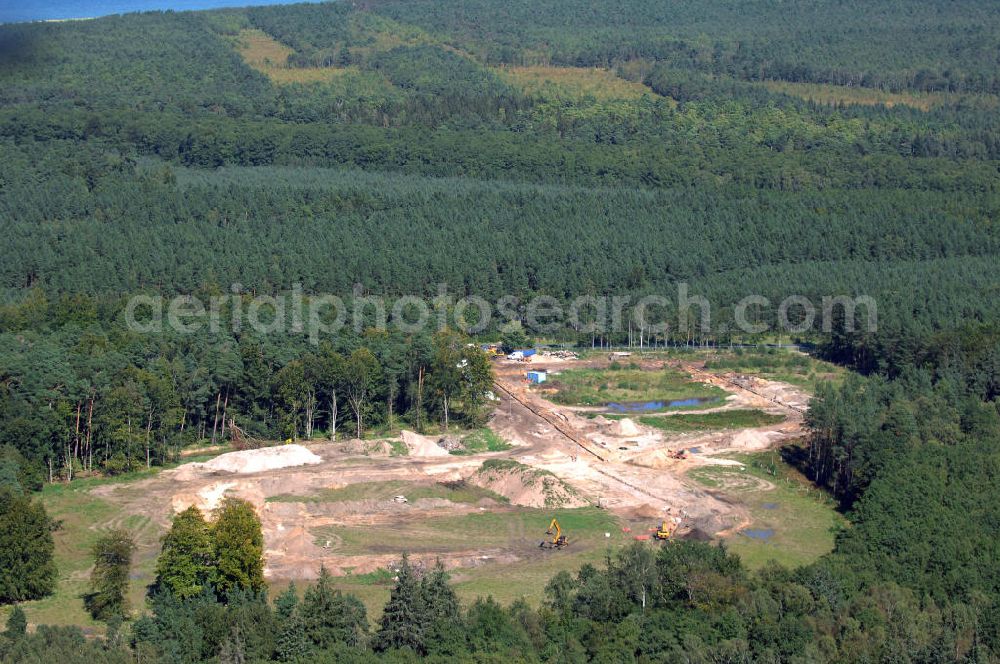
[540,518,569,549]
[654,519,678,541]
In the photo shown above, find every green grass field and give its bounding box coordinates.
[317,507,622,616]
[312,506,614,556]
[449,428,513,455]
[638,409,784,432]
[547,365,726,408]
[688,449,845,569]
[268,479,508,505]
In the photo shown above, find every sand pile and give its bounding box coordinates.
[614,418,641,437]
[702,458,744,467]
[171,478,267,514]
[470,461,587,508]
[177,444,322,476]
[627,448,685,469]
[265,525,325,579]
[401,430,449,457]
[171,481,237,514]
[729,430,778,450]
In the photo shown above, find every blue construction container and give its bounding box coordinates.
[527,371,547,384]
[517,349,537,357]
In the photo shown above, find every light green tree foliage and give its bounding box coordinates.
[429,329,494,429]
[343,348,381,438]
[85,529,136,621]
[212,498,265,595]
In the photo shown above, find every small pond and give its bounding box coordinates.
[606,397,717,413]
[740,528,775,541]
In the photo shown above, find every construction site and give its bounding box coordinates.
[79,350,834,612]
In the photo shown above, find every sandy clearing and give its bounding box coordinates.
[84,354,813,588]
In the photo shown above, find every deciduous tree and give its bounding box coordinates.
[343,348,381,439]
[154,506,216,599]
[212,498,265,596]
[85,529,136,621]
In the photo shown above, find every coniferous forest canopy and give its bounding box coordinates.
[0,0,999,662]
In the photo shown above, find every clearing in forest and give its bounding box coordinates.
[15,351,833,629]
[687,449,846,569]
[759,80,947,111]
[234,29,350,84]
[496,66,656,101]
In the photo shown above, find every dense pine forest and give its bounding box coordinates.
[1,0,999,661]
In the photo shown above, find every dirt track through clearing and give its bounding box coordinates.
[494,376,708,507]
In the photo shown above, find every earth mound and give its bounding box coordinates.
[401,430,450,457]
[614,418,641,437]
[469,459,587,508]
[177,444,322,477]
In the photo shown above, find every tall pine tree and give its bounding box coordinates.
[300,566,368,648]
[0,488,56,603]
[373,554,425,653]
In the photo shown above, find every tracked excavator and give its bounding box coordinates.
[655,517,680,541]
[539,518,569,549]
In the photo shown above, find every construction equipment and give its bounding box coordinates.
[654,519,678,541]
[480,343,505,357]
[540,518,569,549]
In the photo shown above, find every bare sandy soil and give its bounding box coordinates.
[490,356,808,535]
[89,354,811,586]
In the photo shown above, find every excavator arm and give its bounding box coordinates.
[542,518,568,548]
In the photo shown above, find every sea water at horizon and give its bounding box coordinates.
[2,0,325,24]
